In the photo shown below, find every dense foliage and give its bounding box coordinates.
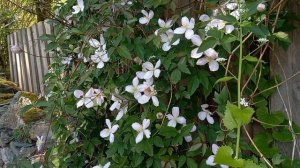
[32,0,300,167]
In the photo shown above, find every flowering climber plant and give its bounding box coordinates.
[37,0,300,167]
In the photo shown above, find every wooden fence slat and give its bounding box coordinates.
[27,26,39,93]
[7,35,13,82]
[22,28,33,92]
[13,31,22,89]
[43,20,52,65]
[18,29,28,91]
[10,34,18,86]
[32,23,44,93]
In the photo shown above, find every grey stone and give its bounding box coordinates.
[19,147,36,158]
[29,121,51,140]
[0,129,13,147]
[0,147,14,165]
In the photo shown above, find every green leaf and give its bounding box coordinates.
[178,63,191,74]
[215,76,235,85]
[178,156,186,168]
[188,76,200,95]
[223,102,255,130]
[153,136,164,147]
[188,143,202,152]
[256,107,285,128]
[272,127,293,142]
[117,45,132,59]
[159,126,178,137]
[207,29,222,39]
[186,158,197,168]
[45,42,58,51]
[198,37,218,52]
[244,55,259,62]
[214,146,244,167]
[252,133,279,158]
[243,160,262,168]
[216,15,237,22]
[273,32,290,43]
[171,69,182,84]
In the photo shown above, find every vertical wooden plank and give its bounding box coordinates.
[37,21,48,95]
[10,33,18,85]
[13,31,22,89]
[22,28,33,92]
[7,35,13,82]
[270,0,300,158]
[27,26,39,93]
[32,23,43,93]
[17,29,28,91]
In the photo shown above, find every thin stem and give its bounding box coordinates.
[235,0,243,159]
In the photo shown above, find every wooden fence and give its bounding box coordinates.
[7,21,53,94]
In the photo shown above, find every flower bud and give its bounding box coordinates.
[156,112,163,119]
[257,3,266,12]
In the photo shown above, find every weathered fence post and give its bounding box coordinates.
[270,0,300,158]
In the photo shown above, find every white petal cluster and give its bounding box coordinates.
[206,144,229,168]
[109,93,128,121]
[160,30,180,51]
[93,162,111,168]
[89,35,110,69]
[120,0,132,6]
[125,60,161,106]
[166,107,186,128]
[74,88,105,108]
[100,119,119,143]
[240,98,249,107]
[36,135,45,152]
[61,56,72,65]
[198,104,214,124]
[174,16,195,39]
[139,10,154,25]
[155,19,173,35]
[132,119,151,143]
[72,0,84,14]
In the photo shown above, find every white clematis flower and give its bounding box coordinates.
[125,77,142,99]
[240,98,249,107]
[36,135,45,152]
[92,89,105,106]
[184,125,197,142]
[137,80,159,107]
[136,60,161,79]
[199,14,210,22]
[132,119,151,143]
[139,10,154,25]
[206,144,229,168]
[166,107,186,127]
[100,119,119,143]
[91,47,110,69]
[205,19,226,33]
[174,16,195,39]
[257,3,266,12]
[155,19,173,35]
[109,95,122,111]
[72,0,84,14]
[61,56,72,65]
[198,104,214,124]
[89,35,105,48]
[196,48,220,72]
[191,34,203,59]
[74,88,94,108]
[160,30,180,51]
[93,162,111,168]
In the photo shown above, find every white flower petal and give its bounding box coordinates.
[191,48,203,59]
[168,120,177,128]
[208,60,219,72]
[198,111,207,121]
[143,62,154,70]
[181,16,189,26]
[158,19,165,27]
[154,69,161,78]
[148,10,154,19]
[132,123,142,131]
[109,134,115,143]
[225,25,235,34]
[111,125,119,133]
[143,71,154,79]
[196,58,208,66]
[136,71,145,79]
[199,14,210,22]
[155,59,161,68]
[144,129,151,139]
[185,29,194,39]
[206,155,216,166]
[184,135,192,142]
[132,77,139,86]
[97,61,105,69]
[139,17,148,24]
[125,85,134,93]
[74,90,84,98]
[103,162,111,168]
[77,100,84,108]
[85,99,94,108]
[141,10,148,16]
[212,144,219,154]
[162,42,171,51]
[177,117,186,125]
[204,48,218,58]
[89,39,101,48]
[100,129,110,138]
[172,107,180,117]
[143,119,150,129]
[174,27,186,34]
[136,132,144,143]
[191,35,202,46]
[151,96,159,106]
[206,114,215,124]
[116,111,124,121]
